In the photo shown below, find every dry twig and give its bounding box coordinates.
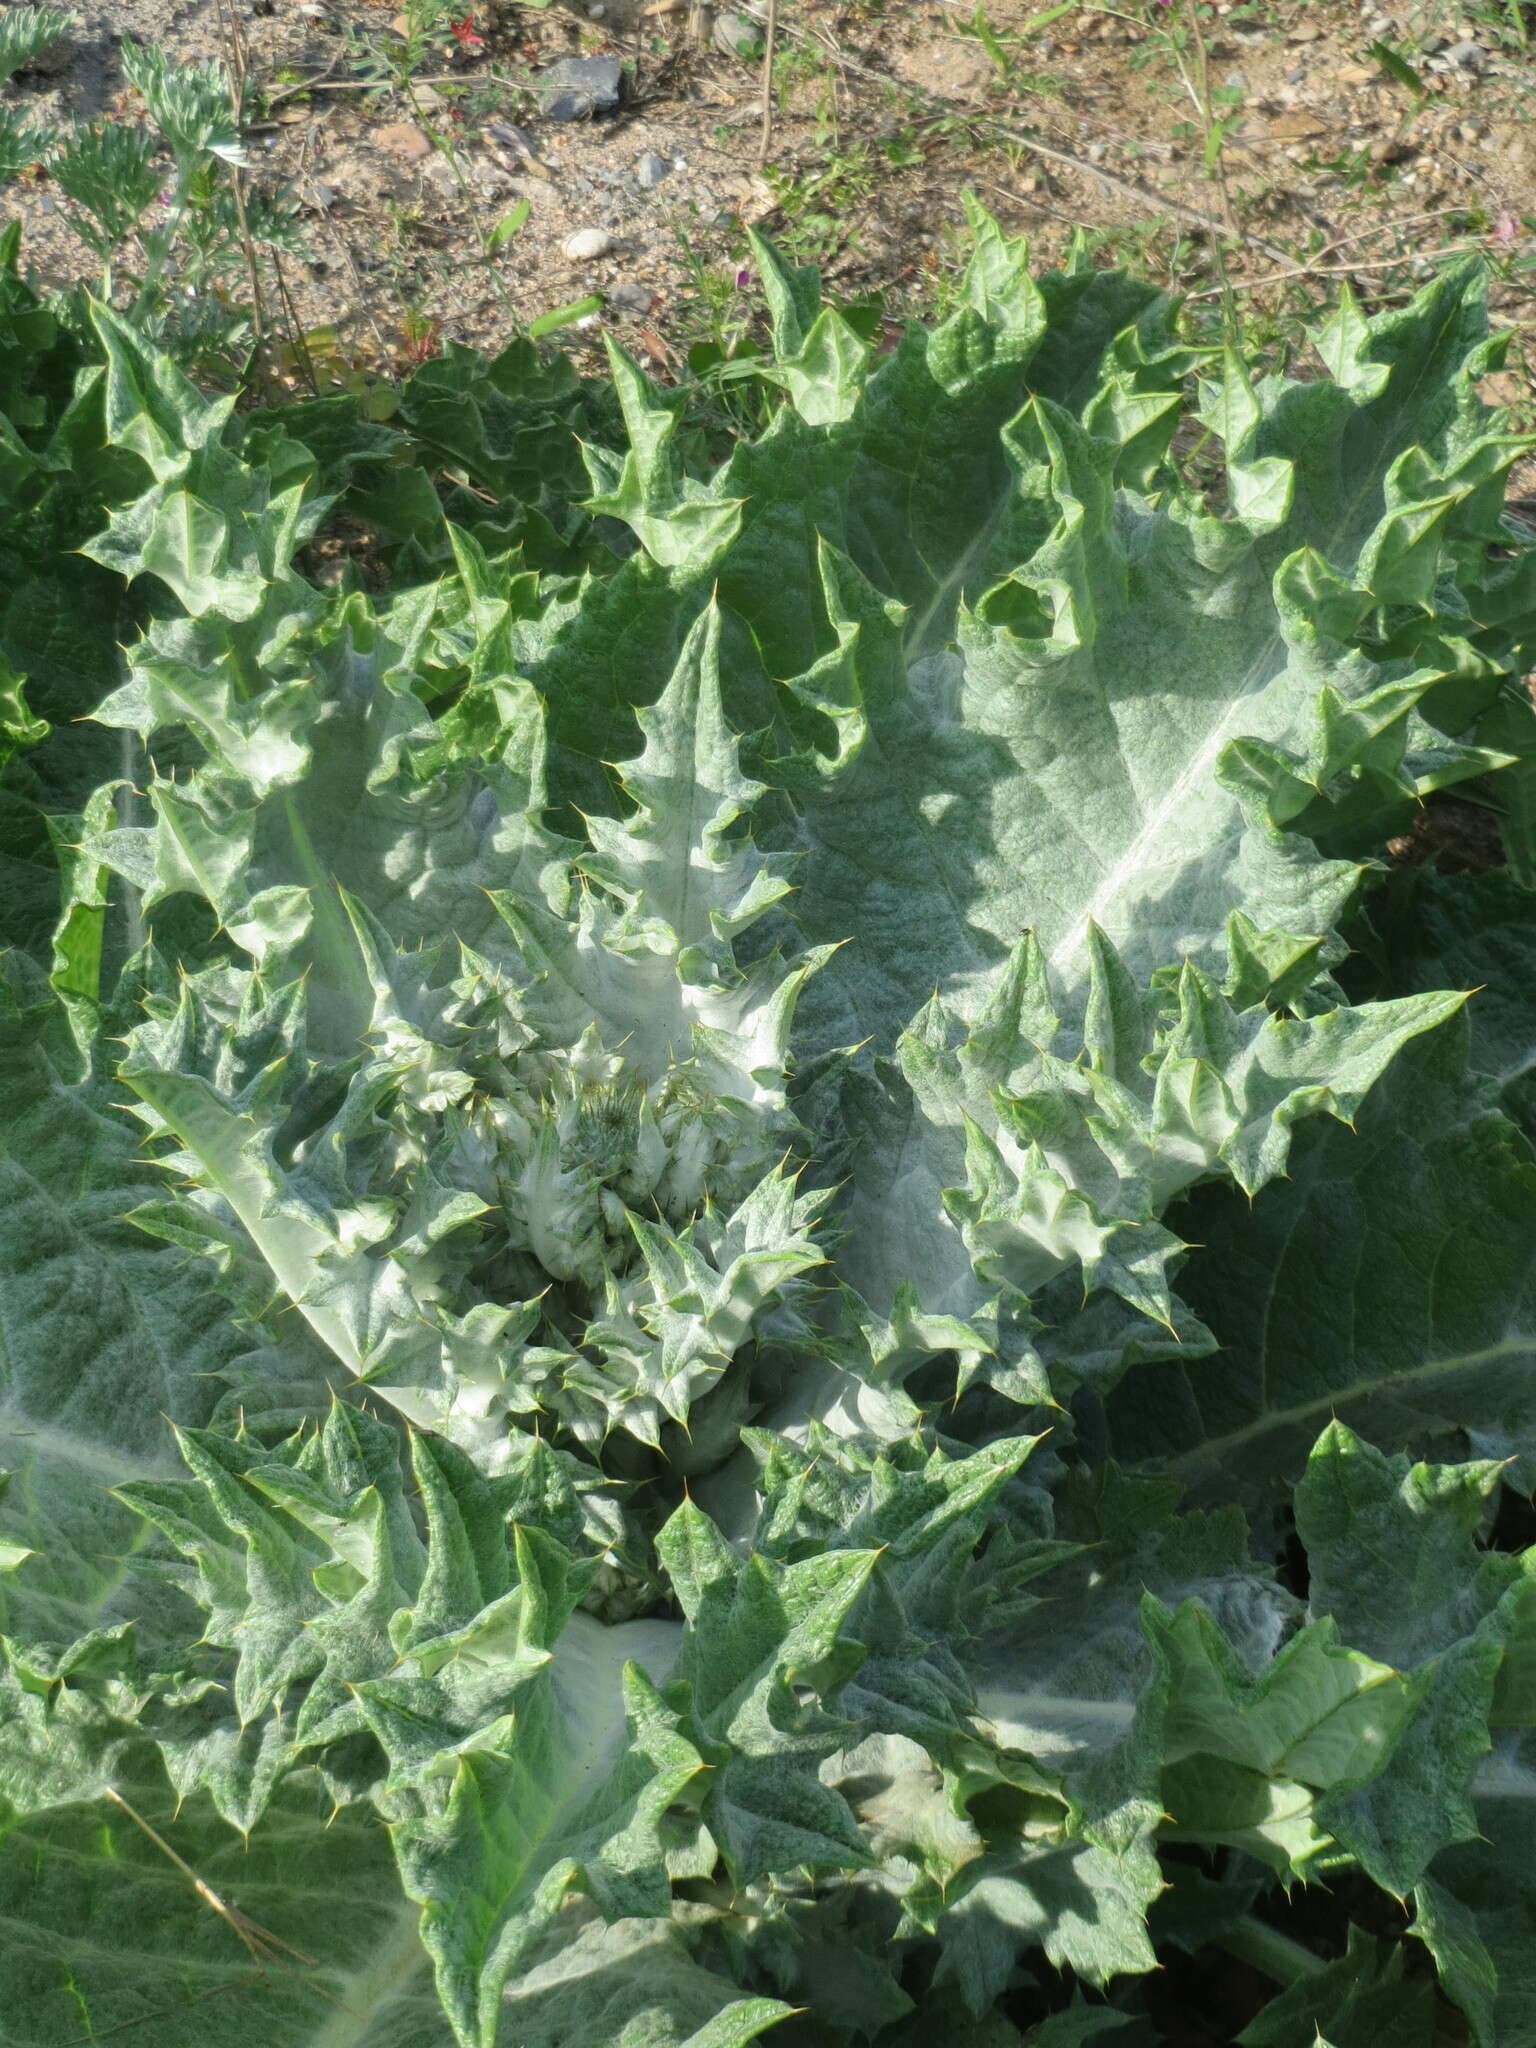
[757,0,779,165]
[103,1788,319,1972]
[269,247,321,397]
[1185,238,1483,302]
[211,0,273,392]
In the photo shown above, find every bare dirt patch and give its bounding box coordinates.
[1,0,1533,418]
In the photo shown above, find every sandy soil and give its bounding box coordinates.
[0,0,1532,414]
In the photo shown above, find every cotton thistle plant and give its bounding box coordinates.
[9,224,1536,2048]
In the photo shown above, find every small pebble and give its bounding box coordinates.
[375,121,432,164]
[563,227,616,261]
[637,150,671,189]
[714,9,759,56]
[608,281,656,314]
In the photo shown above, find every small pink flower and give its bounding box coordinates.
[449,14,484,48]
[734,265,751,288]
[1492,211,1520,244]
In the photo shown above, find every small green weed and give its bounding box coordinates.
[0,7,305,379]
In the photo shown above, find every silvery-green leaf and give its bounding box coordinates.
[0,954,303,1643]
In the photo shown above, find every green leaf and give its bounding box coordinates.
[0,1773,455,2047]
[0,658,45,771]
[489,198,531,251]
[1238,1927,1437,2047]
[1295,1423,1505,1669]
[527,294,604,339]
[935,1836,1158,2005]
[1349,863,1536,1126]
[0,958,296,1642]
[832,926,1456,1410]
[1413,1736,1536,2046]
[497,1915,792,2047]
[1105,1017,1536,1488]
[1369,38,1426,94]
[1293,1425,1535,1893]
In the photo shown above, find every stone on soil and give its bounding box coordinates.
[563,227,616,261]
[713,11,760,56]
[376,122,432,164]
[536,56,624,122]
